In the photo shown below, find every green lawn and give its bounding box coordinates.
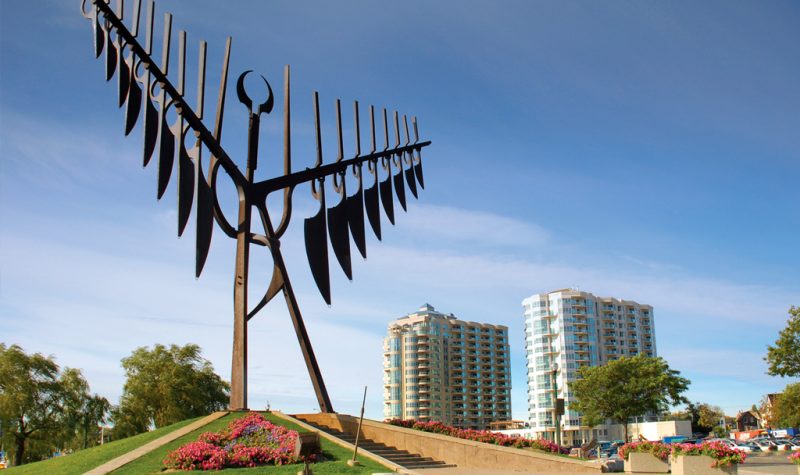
[113,412,389,474]
[6,413,389,474]
[4,417,202,475]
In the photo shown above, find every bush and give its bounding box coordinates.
[789,451,800,465]
[163,412,316,470]
[385,419,568,455]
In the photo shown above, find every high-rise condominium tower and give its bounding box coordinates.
[383,304,511,429]
[523,289,656,445]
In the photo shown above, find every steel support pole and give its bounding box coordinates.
[230,190,250,410]
[269,240,334,413]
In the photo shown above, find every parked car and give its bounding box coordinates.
[728,440,761,453]
[774,438,800,451]
[750,438,777,451]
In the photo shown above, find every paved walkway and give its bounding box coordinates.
[84,411,229,475]
[421,452,798,474]
[738,452,797,475]
[420,469,605,475]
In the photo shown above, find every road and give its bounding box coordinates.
[419,452,797,474]
[739,452,797,475]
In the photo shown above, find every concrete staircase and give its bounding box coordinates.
[301,419,456,470]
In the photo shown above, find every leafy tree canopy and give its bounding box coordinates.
[671,402,727,434]
[765,306,800,377]
[772,382,800,429]
[111,343,229,438]
[570,355,690,441]
[0,344,108,466]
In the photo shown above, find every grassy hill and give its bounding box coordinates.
[5,413,388,474]
[4,417,201,475]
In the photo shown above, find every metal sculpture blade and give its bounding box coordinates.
[327,196,352,279]
[177,129,195,236]
[195,166,213,277]
[327,100,353,280]
[402,116,418,199]
[304,92,332,304]
[124,69,142,135]
[364,106,382,240]
[156,106,175,198]
[364,167,382,239]
[413,150,425,189]
[155,13,174,199]
[346,183,366,258]
[393,157,407,211]
[122,0,142,135]
[379,109,395,224]
[345,101,367,258]
[305,182,331,305]
[412,116,425,189]
[118,50,131,108]
[392,112,407,211]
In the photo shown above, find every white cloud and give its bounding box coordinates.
[399,203,551,249]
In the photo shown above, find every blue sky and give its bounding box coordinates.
[1,0,798,421]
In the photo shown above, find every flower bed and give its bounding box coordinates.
[164,412,316,470]
[385,419,568,454]
[790,451,800,464]
[619,441,671,462]
[671,441,746,468]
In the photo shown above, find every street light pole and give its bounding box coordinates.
[551,362,561,447]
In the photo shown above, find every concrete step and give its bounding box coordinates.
[375,451,417,458]
[383,455,436,462]
[293,416,456,470]
[402,461,456,468]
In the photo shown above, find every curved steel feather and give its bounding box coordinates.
[402,115,418,199]
[124,66,142,135]
[195,162,214,277]
[305,180,331,305]
[104,24,117,81]
[346,169,367,259]
[156,101,176,199]
[142,84,158,166]
[364,163,382,240]
[413,150,425,189]
[118,45,131,108]
[392,158,407,212]
[412,117,425,189]
[177,127,195,236]
[404,157,418,199]
[327,100,353,280]
[327,194,352,280]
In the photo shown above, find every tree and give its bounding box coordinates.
[112,344,229,437]
[696,403,726,434]
[751,395,772,429]
[0,344,108,465]
[772,382,800,429]
[671,402,725,434]
[570,355,690,442]
[765,306,800,377]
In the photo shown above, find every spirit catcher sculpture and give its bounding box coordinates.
[81,0,431,411]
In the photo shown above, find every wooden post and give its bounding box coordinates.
[348,386,368,467]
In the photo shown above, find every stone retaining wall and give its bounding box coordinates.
[295,413,600,473]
